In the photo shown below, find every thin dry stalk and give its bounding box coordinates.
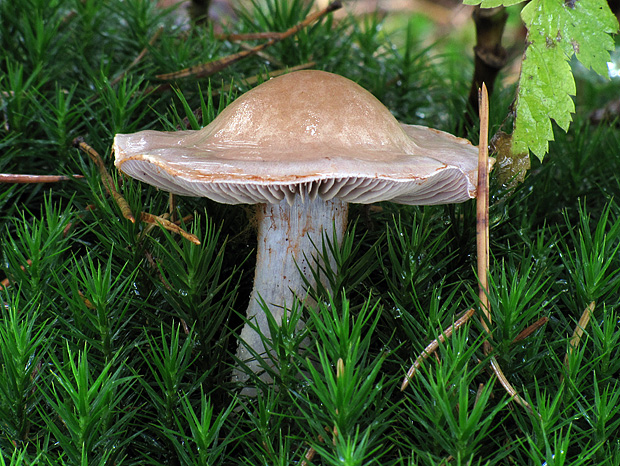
[73,137,136,223]
[440,455,455,465]
[476,85,535,415]
[156,1,341,80]
[110,26,164,87]
[300,410,340,466]
[300,427,336,466]
[400,308,475,391]
[477,83,491,345]
[0,174,84,183]
[168,193,177,218]
[144,249,171,291]
[400,85,491,393]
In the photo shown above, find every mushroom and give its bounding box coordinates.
[113,70,481,388]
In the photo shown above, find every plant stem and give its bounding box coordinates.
[466,6,508,122]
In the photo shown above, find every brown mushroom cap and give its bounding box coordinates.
[114,70,479,205]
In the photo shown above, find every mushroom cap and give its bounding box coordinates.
[114,70,480,205]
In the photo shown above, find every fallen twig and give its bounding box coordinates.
[237,42,284,69]
[156,1,341,80]
[489,356,529,409]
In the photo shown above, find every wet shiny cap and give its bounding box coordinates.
[113,70,480,205]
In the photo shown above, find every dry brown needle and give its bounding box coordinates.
[73,137,136,223]
[157,2,341,80]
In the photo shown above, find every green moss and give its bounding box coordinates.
[1,0,619,464]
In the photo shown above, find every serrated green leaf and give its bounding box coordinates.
[513,42,575,157]
[514,0,618,159]
[463,0,526,7]
[565,0,619,75]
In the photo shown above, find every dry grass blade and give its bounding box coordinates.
[0,259,32,290]
[156,1,341,80]
[400,84,491,392]
[400,308,475,391]
[73,137,135,223]
[564,301,596,370]
[0,174,84,183]
[474,382,485,406]
[140,212,201,245]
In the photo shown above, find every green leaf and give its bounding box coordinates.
[514,0,618,159]
[512,43,576,156]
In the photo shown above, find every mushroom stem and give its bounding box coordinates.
[233,194,348,386]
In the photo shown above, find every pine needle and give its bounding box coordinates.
[401,308,475,391]
[0,174,84,183]
[140,212,201,245]
[512,316,549,343]
[110,26,163,88]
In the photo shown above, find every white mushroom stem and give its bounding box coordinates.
[232,194,348,385]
